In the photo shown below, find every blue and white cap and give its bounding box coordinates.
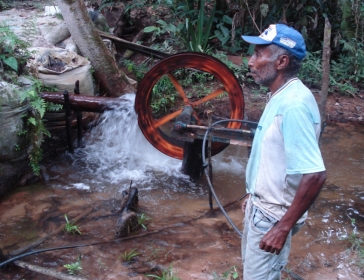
[241,24,306,61]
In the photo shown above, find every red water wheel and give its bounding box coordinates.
[135,52,244,159]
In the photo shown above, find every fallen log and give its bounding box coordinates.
[123,29,146,59]
[97,30,169,60]
[41,92,131,113]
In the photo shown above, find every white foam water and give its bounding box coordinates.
[62,94,191,193]
[53,93,247,196]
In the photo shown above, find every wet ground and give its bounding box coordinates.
[1,102,364,280]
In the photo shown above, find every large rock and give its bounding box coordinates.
[0,82,29,162]
[0,82,31,195]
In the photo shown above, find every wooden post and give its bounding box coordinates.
[74,81,83,147]
[63,91,74,154]
[319,18,331,130]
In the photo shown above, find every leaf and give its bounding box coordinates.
[28,117,36,126]
[260,4,269,17]
[3,56,18,72]
[220,25,230,37]
[222,15,233,25]
[31,98,46,117]
[144,26,158,33]
[156,19,167,26]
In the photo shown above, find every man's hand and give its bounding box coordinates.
[258,171,327,255]
[259,224,290,255]
[241,194,251,214]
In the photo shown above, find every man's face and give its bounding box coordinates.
[248,45,278,87]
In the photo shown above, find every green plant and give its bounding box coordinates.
[123,59,150,81]
[64,256,82,275]
[146,264,181,280]
[330,39,364,95]
[212,52,248,84]
[298,50,323,88]
[151,75,178,116]
[19,79,62,175]
[0,1,10,11]
[124,0,147,13]
[64,214,82,235]
[144,19,181,42]
[0,22,30,73]
[345,217,364,270]
[180,0,216,52]
[212,265,239,280]
[1,22,61,175]
[138,213,151,230]
[144,0,216,52]
[120,248,140,261]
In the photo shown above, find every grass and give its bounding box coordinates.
[120,248,140,261]
[346,231,364,268]
[138,213,151,230]
[64,214,82,235]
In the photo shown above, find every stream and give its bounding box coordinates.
[1,94,364,280]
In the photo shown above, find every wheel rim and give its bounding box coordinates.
[135,52,244,159]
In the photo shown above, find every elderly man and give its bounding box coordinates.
[240,24,327,279]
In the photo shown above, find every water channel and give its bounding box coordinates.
[1,94,364,279]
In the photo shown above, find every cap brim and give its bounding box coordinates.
[241,35,271,45]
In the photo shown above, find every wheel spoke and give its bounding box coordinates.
[191,87,225,107]
[135,52,244,159]
[153,108,183,129]
[168,74,190,105]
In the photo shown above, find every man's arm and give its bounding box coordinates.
[259,170,327,254]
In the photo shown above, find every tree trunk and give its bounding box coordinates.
[56,0,135,97]
[320,18,331,130]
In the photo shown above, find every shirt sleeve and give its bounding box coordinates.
[281,106,326,174]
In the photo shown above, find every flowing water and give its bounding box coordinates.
[0,94,364,280]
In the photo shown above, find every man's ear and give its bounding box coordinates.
[276,55,289,70]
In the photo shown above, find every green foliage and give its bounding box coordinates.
[143,0,216,52]
[0,0,10,11]
[212,12,242,53]
[212,52,248,84]
[345,219,364,270]
[64,256,82,275]
[180,0,216,52]
[19,78,62,175]
[120,249,140,261]
[329,39,364,95]
[64,214,82,235]
[0,23,30,73]
[144,19,181,43]
[298,51,323,88]
[123,0,147,14]
[138,213,151,230]
[151,75,178,116]
[146,264,181,280]
[298,50,358,96]
[123,59,150,81]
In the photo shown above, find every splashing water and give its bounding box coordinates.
[50,93,246,196]
[50,94,187,193]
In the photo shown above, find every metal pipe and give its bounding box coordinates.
[63,91,74,154]
[74,81,83,148]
